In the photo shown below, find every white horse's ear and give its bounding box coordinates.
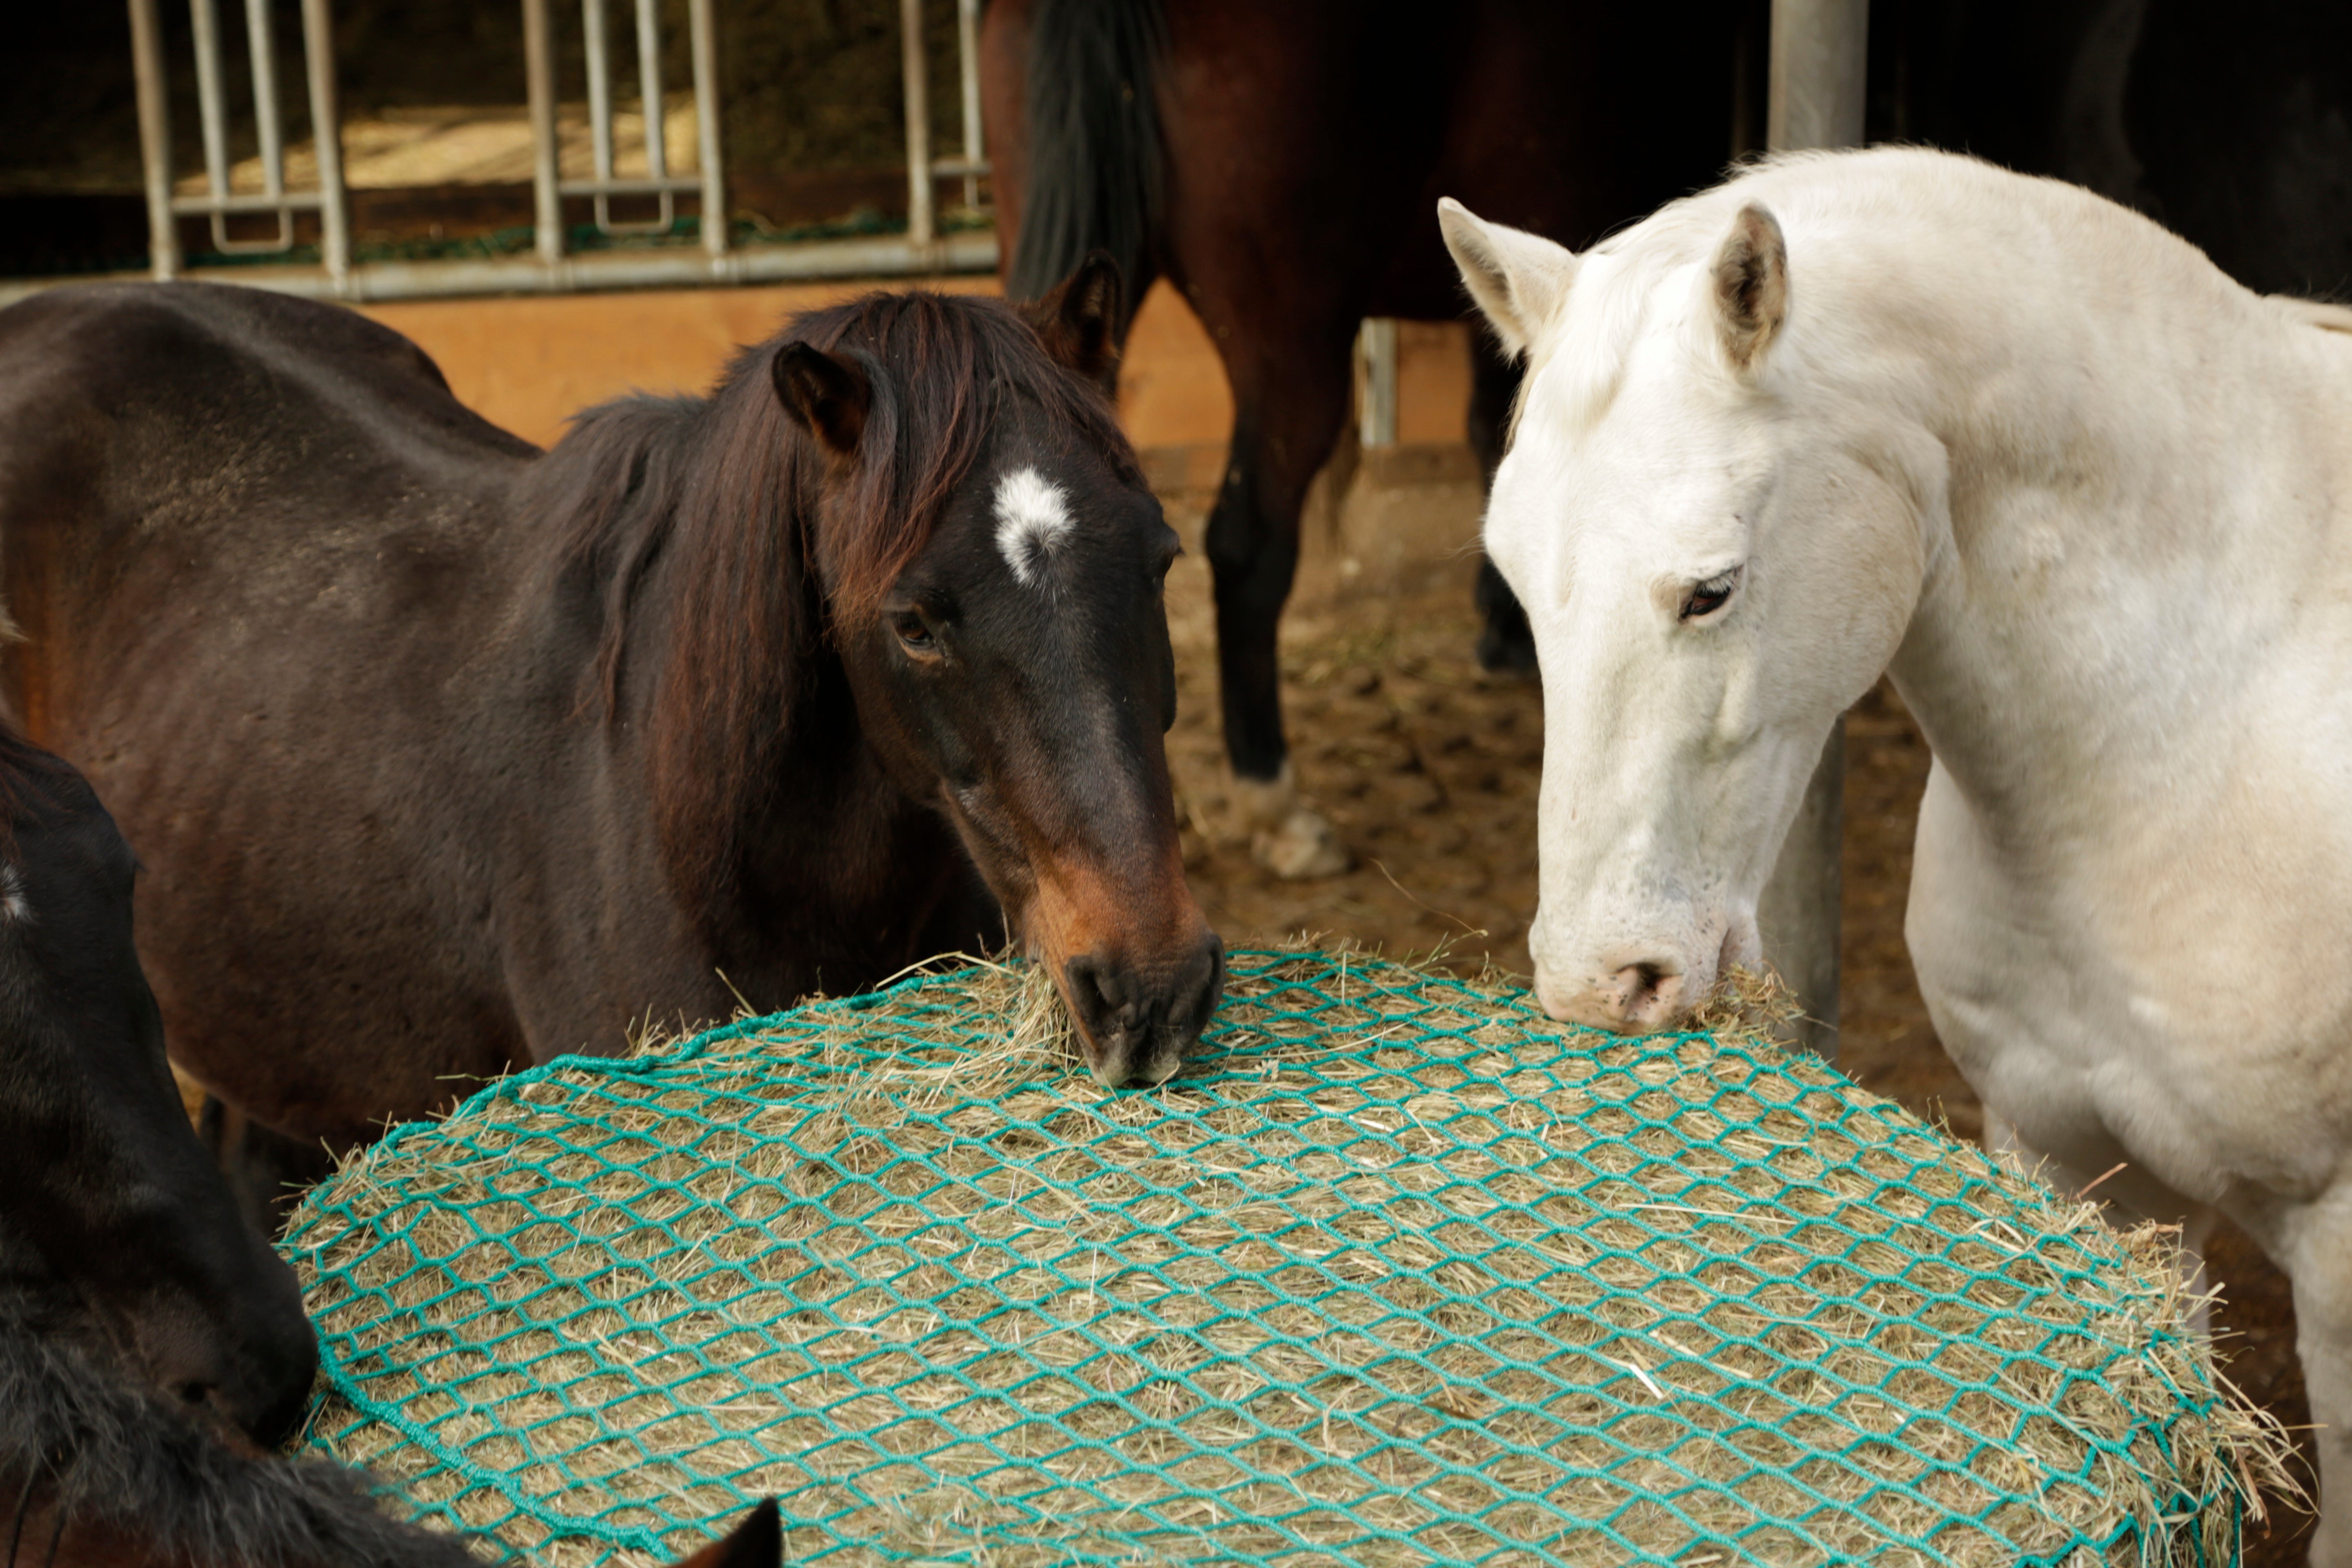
[1710,203,1788,372]
[1438,198,1578,359]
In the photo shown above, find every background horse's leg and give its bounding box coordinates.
[198,1095,337,1235]
[1207,350,1355,880]
[1466,330,1536,675]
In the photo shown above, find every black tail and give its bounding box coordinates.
[1005,0,1166,328]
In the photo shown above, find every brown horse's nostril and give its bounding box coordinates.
[1063,935,1225,1090]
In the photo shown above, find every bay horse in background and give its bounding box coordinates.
[0,261,1220,1225]
[981,0,1757,876]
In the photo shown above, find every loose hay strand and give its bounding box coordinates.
[286,949,2294,1568]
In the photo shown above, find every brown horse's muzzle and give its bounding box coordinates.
[1062,933,1226,1088]
[1024,857,1225,1087]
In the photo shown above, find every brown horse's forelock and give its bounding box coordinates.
[538,290,1139,906]
[785,290,1141,621]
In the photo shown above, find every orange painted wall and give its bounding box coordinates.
[363,278,1471,454]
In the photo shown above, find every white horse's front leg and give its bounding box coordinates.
[2288,1196,2352,1567]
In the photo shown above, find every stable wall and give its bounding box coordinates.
[361,279,1474,457]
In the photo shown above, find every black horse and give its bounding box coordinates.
[0,724,312,1448]
[0,261,1220,1223]
[3,1302,781,1567]
[0,721,773,1568]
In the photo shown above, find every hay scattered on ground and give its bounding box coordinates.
[287,950,2292,1567]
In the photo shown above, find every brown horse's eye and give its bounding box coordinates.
[1681,567,1741,621]
[892,612,936,653]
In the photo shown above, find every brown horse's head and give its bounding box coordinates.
[0,732,315,1449]
[780,261,1221,1086]
[637,261,1220,1086]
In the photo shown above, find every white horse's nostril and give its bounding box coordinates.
[1613,962,1690,1029]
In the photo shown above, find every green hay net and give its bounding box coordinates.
[285,951,2276,1567]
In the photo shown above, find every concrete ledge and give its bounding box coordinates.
[1137,441,1480,499]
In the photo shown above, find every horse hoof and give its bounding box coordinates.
[1225,765,1353,879]
[1252,805,1352,879]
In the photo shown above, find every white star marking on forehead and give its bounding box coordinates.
[993,466,1074,586]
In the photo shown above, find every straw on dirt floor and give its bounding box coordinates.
[285,949,2294,1567]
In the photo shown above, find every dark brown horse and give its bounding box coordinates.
[0,727,766,1567]
[982,0,1754,876]
[0,262,1221,1219]
[0,723,313,1448]
[2,1305,780,1568]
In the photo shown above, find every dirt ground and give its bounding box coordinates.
[1156,465,2319,1564]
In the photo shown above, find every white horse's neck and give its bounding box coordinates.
[1761,156,2352,839]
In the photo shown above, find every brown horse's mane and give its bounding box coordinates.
[519,289,1138,906]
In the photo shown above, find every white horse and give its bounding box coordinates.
[1439,146,2352,1560]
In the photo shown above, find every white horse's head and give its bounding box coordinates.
[1441,180,1937,1031]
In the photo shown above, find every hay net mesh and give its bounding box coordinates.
[287,951,2271,1568]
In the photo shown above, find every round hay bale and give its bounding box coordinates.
[286,951,2288,1567]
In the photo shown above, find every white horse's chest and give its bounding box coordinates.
[1903,746,2352,1236]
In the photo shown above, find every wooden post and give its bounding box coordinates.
[1757,0,1866,1063]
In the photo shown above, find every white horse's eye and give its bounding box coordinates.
[1682,567,1742,621]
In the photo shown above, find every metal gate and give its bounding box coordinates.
[111,0,994,303]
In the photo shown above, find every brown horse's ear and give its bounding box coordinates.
[666,1500,780,1568]
[771,343,870,457]
[1711,203,1788,373]
[1026,250,1124,388]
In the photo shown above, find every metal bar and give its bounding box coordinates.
[956,0,982,209]
[1358,318,1398,448]
[584,0,615,231]
[634,0,666,178]
[298,0,349,287]
[577,0,672,235]
[931,156,990,179]
[127,0,181,279]
[189,0,232,203]
[243,0,285,202]
[1755,0,1869,1065]
[0,231,999,312]
[899,0,933,246]
[170,190,326,214]
[189,0,279,252]
[689,0,726,260]
[1769,0,1868,150]
[523,0,564,266]
[555,176,703,198]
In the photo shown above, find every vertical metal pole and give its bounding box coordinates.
[243,0,286,202]
[128,0,181,279]
[633,0,666,178]
[524,0,565,267]
[188,0,234,207]
[1358,318,1399,448]
[900,0,934,247]
[689,0,726,260]
[584,0,615,230]
[1768,0,1869,151]
[299,0,349,291]
[1757,0,1868,1065]
[956,0,983,209]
